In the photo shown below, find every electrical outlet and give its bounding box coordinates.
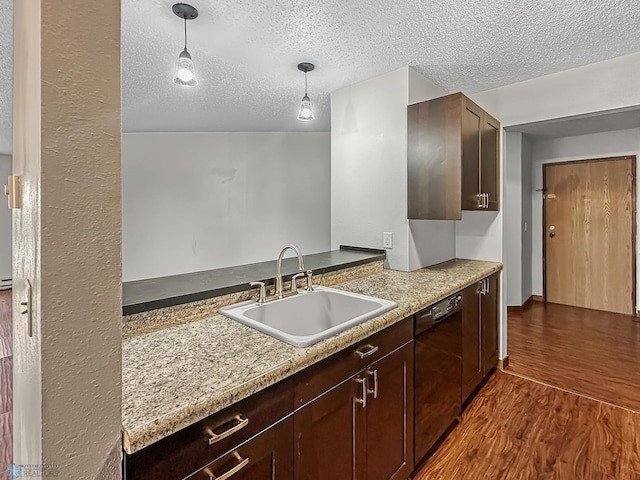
[383,232,393,249]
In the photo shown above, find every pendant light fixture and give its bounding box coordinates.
[297,63,315,121]
[172,3,198,87]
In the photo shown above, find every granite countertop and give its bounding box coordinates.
[122,258,502,454]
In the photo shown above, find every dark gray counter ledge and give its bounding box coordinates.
[122,246,386,315]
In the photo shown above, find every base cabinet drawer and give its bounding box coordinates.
[188,417,293,480]
[124,379,293,480]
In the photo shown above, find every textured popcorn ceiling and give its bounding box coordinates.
[1,0,640,153]
[0,0,12,154]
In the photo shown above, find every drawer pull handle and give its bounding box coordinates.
[356,345,379,359]
[207,416,249,445]
[205,453,249,480]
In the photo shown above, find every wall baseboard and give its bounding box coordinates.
[498,356,510,370]
[507,296,534,313]
[532,295,545,302]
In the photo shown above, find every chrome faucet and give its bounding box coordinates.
[275,244,305,298]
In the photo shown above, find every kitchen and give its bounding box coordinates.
[3,0,640,479]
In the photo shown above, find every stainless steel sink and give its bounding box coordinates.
[219,286,397,347]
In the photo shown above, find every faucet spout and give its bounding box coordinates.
[275,244,305,298]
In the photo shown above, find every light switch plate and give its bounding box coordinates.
[383,232,393,249]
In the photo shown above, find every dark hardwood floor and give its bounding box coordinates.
[507,301,640,412]
[416,301,640,479]
[415,371,640,480]
[0,289,11,467]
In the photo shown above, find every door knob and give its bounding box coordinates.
[549,232,555,238]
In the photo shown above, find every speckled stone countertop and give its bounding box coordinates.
[122,259,502,454]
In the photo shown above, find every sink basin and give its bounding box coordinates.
[219,286,397,347]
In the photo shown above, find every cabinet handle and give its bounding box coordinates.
[356,377,368,408]
[207,415,249,445]
[479,278,489,296]
[368,369,379,399]
[355,344,379,359]
[478,313,483,371]
[204,453,249,480]
[476,193,483,208]
[483,193,489,208]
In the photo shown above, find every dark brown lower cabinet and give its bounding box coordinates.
[190,417,293,480]
[482,273,499,375]
[461,282,482,402]
[294,376,361,479]
[294,342,414,480]
[462,273,500,403]
[365,342,414,480]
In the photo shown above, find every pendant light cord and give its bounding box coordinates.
[304,71,308,96]
[184,17,188,50]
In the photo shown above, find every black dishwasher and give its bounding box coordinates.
[414,292,463,464]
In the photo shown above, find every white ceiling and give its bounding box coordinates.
[1,0,640,153]
[509,107,640,140]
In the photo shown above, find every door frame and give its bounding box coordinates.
[542,155,637,313]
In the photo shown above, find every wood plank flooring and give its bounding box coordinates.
[507,302,640,412]
[0,289,11,467]
[415,301,640,479]
[415,371,640,480]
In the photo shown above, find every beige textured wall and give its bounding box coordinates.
[13,1,122,478]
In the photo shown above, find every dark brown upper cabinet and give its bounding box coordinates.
[407,92,500,220]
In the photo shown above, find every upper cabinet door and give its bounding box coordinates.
[407,92,500,220]
[481,114,500,211]
[407,93,462,220]
[461,98,483,211]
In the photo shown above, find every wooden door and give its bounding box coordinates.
[461,282,483,403]
[481,273,499,375]
[481,113,500,211]
[294,375,360,479]
[461,98,483,210]
[544,157,635,314]
[364,342,414,480]
[196,417,294,480]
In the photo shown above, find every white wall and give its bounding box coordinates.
[0,154,11,282]
[331,66,454,271]
[407,67,457,270]
[122,132,331,281]
[331,67,411,270]
[530,128,640,308]
[521,135,533,303]
[503,132,523,306]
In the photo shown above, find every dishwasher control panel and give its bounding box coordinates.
[430,294,463,320]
